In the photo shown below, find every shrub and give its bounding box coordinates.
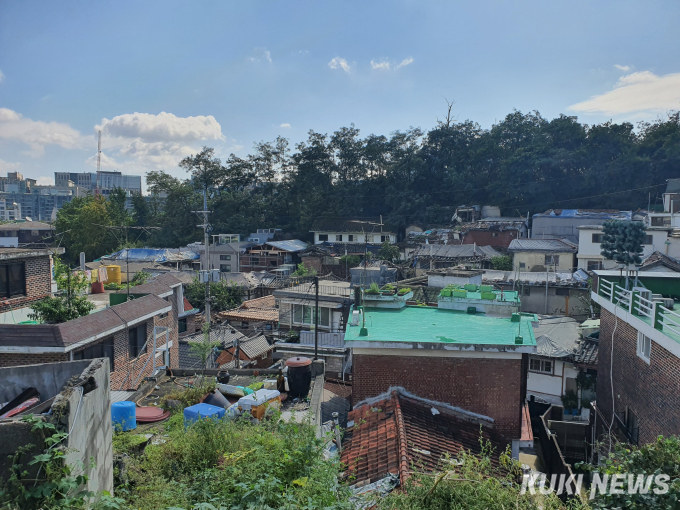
[490,255,513,271]
[366,282,380,294]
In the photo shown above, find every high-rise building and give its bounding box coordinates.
[54,171,142,195]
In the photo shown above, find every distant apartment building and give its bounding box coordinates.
[0,200,21,221]
[54,171,142,195]
[310,218,396,245]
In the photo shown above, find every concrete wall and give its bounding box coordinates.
[526,358,579,405]
[428,274,483,287]
[0,359,113,496]
[497,284,589,318]
[532,217,609,243]
[314,232,396,244]
[0,359,93,403]
[577,227,669,270]
[512,252,574,272]
[438,297,518,317]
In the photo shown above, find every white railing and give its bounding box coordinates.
[659,306,680,338]
[634,294,654,319]
[614,287,632,309]
[299,331,345,348]
[598,279,614,300]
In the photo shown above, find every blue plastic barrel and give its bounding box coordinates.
[183,403,225,427]
[111,401,137,431]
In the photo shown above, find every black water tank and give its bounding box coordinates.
[285,356,312,398]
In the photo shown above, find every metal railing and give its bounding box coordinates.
[299,331,345,348]
[597,279,679,341]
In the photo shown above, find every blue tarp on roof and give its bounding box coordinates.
[532,209,632,220]
[102,248,200,263]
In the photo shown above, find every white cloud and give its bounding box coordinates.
[0,108,83,156]
[84,151,118,169]
[614,64,631,71]
[328,57,351,73]
[569,71,680,115]
[0,70,4,83]
[0,159,20,172]
[371,60,390,70]
[279,123,291,129]
[96,111,223,143]
[396,57,414,69]
[249,48,272,63]
[36,176,54,186]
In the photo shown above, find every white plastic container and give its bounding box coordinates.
[263,379,278,390]
[238,389,281,411]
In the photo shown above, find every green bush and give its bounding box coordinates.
[366,282,380,294]
[490,255,513,271]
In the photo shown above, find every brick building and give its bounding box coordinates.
[592,271,680,446]
[0,279,182,390]
[0,247,64,324]
[346,291,536,446]
[461,218,528,250]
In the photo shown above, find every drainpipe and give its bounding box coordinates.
[332,412,342,452]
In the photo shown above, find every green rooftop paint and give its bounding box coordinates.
[346,306,537,346]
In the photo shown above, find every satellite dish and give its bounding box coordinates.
[25,216,33,222]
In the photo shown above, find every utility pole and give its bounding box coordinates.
[314,275,319,360]
[202,189,211,325]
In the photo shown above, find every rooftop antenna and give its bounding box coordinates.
[96,130,101,194]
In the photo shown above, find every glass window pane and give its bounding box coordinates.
[293,305,302,323]
[320,308,330,327]
[303,306,312,324]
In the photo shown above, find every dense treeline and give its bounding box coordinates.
[57,110,680,259]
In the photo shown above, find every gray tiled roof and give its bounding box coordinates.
[238,335,273,359]
[412,244,501,259]
[508,239,577,253]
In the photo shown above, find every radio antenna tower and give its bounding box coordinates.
[96,130,102,194]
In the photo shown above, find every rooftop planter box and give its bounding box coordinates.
[363,290,414,308]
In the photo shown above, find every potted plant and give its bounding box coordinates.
[560,389,579,415]
[380,284,396,295]
[397,287,412,296]
[365,283,380,295]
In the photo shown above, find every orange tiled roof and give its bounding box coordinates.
[218,308,279,323]
[241,295,276,309]
[341,390,506,486]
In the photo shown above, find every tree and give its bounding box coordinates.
[184,279,242,313]
[490,255,513,271]
[600,220,646,266]
[291,263,316,277]
[189,322,221,373]
[378,241,400,263]
[29,257,94,323]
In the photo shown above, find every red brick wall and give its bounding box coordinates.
[0,352,68,368]
[0,255,53,313]
[352,354,526,439]
[597,308,680,445]
[462,230,519,249]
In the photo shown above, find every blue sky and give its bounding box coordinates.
[1,1,679,189]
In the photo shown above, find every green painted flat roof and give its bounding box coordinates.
[346,306,537,346]
[443,290,520,303]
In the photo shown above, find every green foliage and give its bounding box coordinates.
[161,377,217,409]
[398,287,412,295]
[104,282,125,291]
[131,271,151,285]
[491,255,513,271]
[601,220,646,266]
[378,439,577,510]
[366,282,380,294]
[291,263,316,277]
[29,256,94,323]
[580,436,680,509]
[184,279,242,313]
[339,255,361,268]
[378,241,400,262]
[115,410,350,510]
[0,414,125,510]
[560,389,579,410]
[189,323,221,373]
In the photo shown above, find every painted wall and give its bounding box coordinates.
[577,227,669,270]
[512,252,574,272]
[526,358,579,405]
[313,232,396,244]
[428,274,483,287]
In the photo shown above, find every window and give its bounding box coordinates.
[651,216,671,227]
[336,235,343,242]
[519,262,526,269]
[491,232,498,237]
[587,260,602,271]
[129,323,148,358]
[643,235,653,245]
[250,257,260,265]
[592,233,603,244]
[0,263,25,299]
[220,264,231,272]
[318,234,328,242]
[220,255,231,261]
[529,357,553,374]
[178,318,187,334]
[545,254,560,266]
[74,338,114,371]
[293,304,331,327]
[381,235,389,242]
[522,287,530,296]
[348,235,354,242]
[555,287,570,296]
[637,331,651,363]
[31,230,39,236]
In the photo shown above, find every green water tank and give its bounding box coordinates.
[467,306,476,314]
[515,335,524,344]
[511,313,520,323]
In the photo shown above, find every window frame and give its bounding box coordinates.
[348,234,354,242]
[545,254,560,266]
[318,234,328,242]
[219,255,231,261]
[592,233,603,244]
[178,317,187,334]
[0,262,26,299]
[529,357,553,374]
[643,234,654,245]
[336,234,343,242]
[220,264,231,272]
[73,337,115,371]
[129,323,148,358]
[637,331,651,363]
[587,260,602,271]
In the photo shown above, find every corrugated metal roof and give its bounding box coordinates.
[508,239,577,253]
[0,221,54,231]
[102,248,200,263]
[265,240,308,252]
[412,244,501,259]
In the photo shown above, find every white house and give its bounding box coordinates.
[576,224,669,271]
[310,218,396,245]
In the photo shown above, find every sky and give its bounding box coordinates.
[1,1,679,190]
